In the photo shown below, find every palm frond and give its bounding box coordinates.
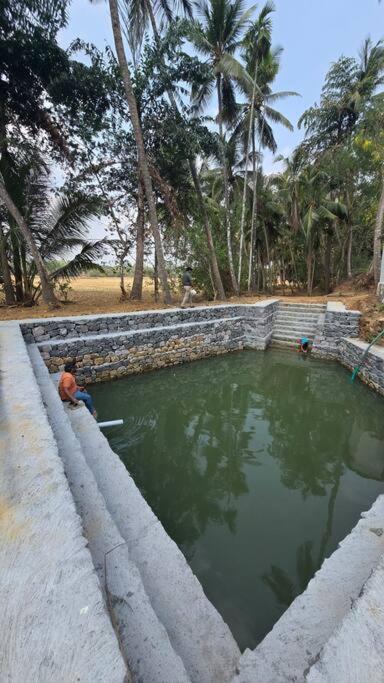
[50,241,106,280]
[263,105,294,130]
[217,53,254,92]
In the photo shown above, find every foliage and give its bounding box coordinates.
[1,0,384,305]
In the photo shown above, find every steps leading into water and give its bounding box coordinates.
[65,403,240,682]
[29,346,189,683]
[271,302,326,349]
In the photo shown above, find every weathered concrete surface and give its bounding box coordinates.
[0,324,127,682]
[29,345,189,683]
[68,407,241,683]
[233,494,384,683]
[307,554,384,683]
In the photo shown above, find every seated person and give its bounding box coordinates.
[299,336,310,353]
[58,360,97,418]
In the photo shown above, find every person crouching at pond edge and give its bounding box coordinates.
[59,360,97,418]
[181,266,194,308]
[298,337,310,354]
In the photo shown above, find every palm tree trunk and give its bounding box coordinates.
[373,172,384,285]
[248,121,262,291]
[0,180,60,308]
[238,64,258,287]
[154,250,159,302]
[324,230,332,294]
[11,231,23,302]
[306,237,313,295]
[262,222,270,291]
[189,161,226,300]
[108,0,172,304]
[0,225,15,305]
[347,222,353,279]
[217,73,238,294]
[145,0,225,300]
[130,179,145,300]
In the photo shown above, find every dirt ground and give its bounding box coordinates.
[1,276,383,342]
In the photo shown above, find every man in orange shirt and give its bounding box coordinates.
[58,361,97,418]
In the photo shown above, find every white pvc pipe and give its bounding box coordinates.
[98,419,124,428]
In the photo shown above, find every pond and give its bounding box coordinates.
[91,349,384,651]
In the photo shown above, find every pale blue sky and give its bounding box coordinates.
[60,0,384,174]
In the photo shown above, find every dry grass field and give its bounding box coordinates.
[0,276,383,344]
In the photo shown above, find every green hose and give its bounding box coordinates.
[351,328,384,382]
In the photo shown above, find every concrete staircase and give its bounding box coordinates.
[271,302,326,349]
[29,346,240,683]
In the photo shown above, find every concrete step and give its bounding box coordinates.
[274,319,320,330]
[274,313,322,323]
[273,329,317,341]
[270,339,298,349]
[278,303,326,310]
[29,347,190,683]
[69,406,240,683]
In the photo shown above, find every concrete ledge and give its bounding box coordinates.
[0,325,127,682]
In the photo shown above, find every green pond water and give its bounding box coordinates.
[91,349,384,651]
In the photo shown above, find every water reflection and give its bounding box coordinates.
[92,350,384,649]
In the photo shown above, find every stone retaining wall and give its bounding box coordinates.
[339,337,384,396]
[313,301,361,359]
[33,300,279,383]
[21,301,277,344]
[39,318,244,384]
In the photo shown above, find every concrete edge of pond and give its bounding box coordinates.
[306,553,384,682]
[232,491,384,682]
[28,345,191,683]
[67,400,241,683]
[0,324,128,682]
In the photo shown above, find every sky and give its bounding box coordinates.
[58,0,384,244]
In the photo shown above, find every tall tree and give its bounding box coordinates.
[95,0,172,303]
[190,0,255,293]
[125,5,226,299]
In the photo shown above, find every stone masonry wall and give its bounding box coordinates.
[21,301,278,344]
[30,300,278,383]
[339,337,384,396]
[39,318,245,385]
[313,301,361,359]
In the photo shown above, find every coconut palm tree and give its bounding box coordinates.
[1,160,106,305]
[236,1,273,286]
[234,4,297,290]
[91,0,172,303]
[236,56,296,289]
[0,172,61,308]
[123,0,226,300]
[189,0,255,293]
